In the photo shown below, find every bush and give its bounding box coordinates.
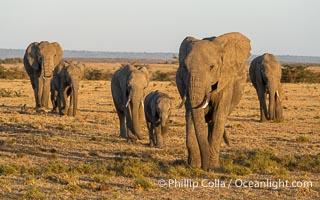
[84,68,112,80]
[0,65,28,79]
[152,70,172,81]
[281,64,320,83]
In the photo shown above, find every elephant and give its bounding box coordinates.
[176,32,251,171]
[51,60,84,116]
[24,41,63,109]
[50,61,65,113]
[111,64,149,141]
[249,53,284,122]
[144,91,172,148]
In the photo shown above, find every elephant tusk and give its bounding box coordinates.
[201,99,209,108]
[141,101,144,109]
[275,90,281,101]
[42,76,46,80]
[125,98,131,108]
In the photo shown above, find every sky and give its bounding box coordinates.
[1,0,319,56]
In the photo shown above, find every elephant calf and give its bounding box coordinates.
[249,53,284,122]
[51,60,84,116]
[144,91,172,148]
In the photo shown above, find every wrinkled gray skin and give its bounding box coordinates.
[111,64,149,141]
[176,32,251,171]
[51,60,84,116]
[24,41,63,109]
[144,91,172,148]
[249,53,284,122]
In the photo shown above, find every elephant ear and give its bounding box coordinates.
[139,66,150,84]
[179,36,198,67]
[52,42,63,66]
[214,32,251,92]
[25,42,40,70]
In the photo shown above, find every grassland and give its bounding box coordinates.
[0,61,319,199]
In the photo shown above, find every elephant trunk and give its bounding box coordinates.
[160,113,169,135]
[189,73,210,170]
[131,95,143,140]
[160,115,167,127]
[42,57,54,78]
[41,77,51,108]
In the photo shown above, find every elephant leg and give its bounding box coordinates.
[117,109,127,138]
[275,94,283,120]
[209,119,229,145]
[68,93,73,116]
[257,88,268,122]
[59,85,69,115]
[30,75,40,108]
[209,91,231,170]
[186,109,201,168]
[51,90,58,113]
[147,122,154,147]
[35,76,43,108]
[155,125,163,148]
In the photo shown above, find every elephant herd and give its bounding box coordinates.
[24,42,84,116]
[23,32,284,171]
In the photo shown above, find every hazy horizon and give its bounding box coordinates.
[1,0,319,56]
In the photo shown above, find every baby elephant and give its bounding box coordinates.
[51,60,84,116]
[144,91,172,148]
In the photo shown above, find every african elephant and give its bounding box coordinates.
[176,32,251,171]
[111,64,149,141]
[51,60,84,116]
[24,41,63,109]
[144,91,172,148]
[249,53,284,122]
[50,61,65,113]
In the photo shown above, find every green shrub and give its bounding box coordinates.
[0,164,19,175]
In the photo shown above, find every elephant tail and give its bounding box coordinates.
[223,129,230,145]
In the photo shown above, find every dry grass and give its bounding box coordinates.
[0,62,319,199]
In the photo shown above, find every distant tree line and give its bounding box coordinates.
[0,60,319,83]
[0,58,23,64]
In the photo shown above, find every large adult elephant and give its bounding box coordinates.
[111,64,149,141]
[24,41,63,109]
[249,53,284,122]
[176,32,251,171]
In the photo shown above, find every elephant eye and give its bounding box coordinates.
[209,65,215,71]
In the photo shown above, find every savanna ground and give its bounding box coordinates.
[0,61,319,199]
